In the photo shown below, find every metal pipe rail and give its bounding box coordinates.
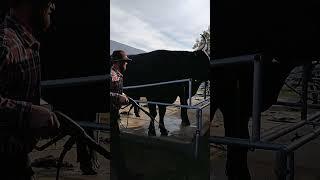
[203,81,210,99]
[123,78,191,89]
[262,111,320,142]
[212,54,263,142]
[210,54,260,68]
[285,125,320,152]
[130,98,210,159]
[192,97,210,107]
[252,55,262,142]
[124,78,193,106]
[77,121,110,131]
[210,121,320,180]
[40,75,110,148]
[132,98,210,114]
[134,99,206,110]
[301,64,312,120]
[209,136,286,151]
[209,54,320,179]
[41,74,109,88]
[210,112,320,152]
[276,101,320,109]
[291,89,320,93]
[124,77,211,159]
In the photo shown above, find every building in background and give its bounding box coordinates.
[110,40,146,55]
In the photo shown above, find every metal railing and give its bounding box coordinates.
[124,78,193,106]
[210,54,320,180]
[123,79,210,159]
[211,54,262,141]
[41,74,109,88]
[41,74,110,137]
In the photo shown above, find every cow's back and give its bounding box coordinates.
[123,50,209,99]
[124,50,208,85]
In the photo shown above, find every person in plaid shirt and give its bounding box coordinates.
[110,50,137,180]
[110,50,130,112]
[0,0,59,179]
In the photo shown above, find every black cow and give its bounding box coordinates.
[123,48,209,136]
[211,1,320,179]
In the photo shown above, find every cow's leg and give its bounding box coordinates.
[216,77,251,180]
[222,107,251,180]
[134,102,140,117]
[128,96,141,117]
[179,95,190,126]
[147,103,157,136]
[158,105,169,136]
[127,104,134,115]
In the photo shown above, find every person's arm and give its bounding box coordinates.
[110,92,121,107]
[0,46,59,132]
[0,46,32,114]
[110,92,129,106]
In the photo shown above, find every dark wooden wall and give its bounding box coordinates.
[40,0,109,120]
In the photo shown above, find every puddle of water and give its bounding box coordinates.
[119,106,209,139]
[117,93,211,179]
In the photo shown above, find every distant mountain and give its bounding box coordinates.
[110,40,146,55]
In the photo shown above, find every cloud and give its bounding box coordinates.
[110,5,184,51]
[110,0,210,52]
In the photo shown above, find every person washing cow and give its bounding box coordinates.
[110,50,130,117]
[110,50,139,180]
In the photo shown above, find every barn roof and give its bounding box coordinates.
[110,40,146,55]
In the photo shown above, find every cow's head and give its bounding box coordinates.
[195,34,210,59]
[191,34,210,81]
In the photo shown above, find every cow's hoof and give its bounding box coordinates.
[135,113,140,117]
[181,121,190,126]
[148,129,156,136]
[160,129,169,136]
[120,111,131,115]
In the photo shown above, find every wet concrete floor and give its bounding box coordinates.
[118,96,211,180]
[210,99,320,180]
[30,113,110,180]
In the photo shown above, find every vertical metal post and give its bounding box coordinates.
[204,81,208,99]
[199,109,203,132]
[194,108,202,159]
[252,55,262,142]
[189,78,192,106]
[96,113,100,144]
[288,152,295,180]
[301,63,311,121]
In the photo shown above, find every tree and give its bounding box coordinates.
[193,26,211,98]
[193,25,210,56]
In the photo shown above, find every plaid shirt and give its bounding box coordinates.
[110,66,124,118]
[0,14,41,152]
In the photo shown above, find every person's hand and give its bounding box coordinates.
[29,105,60,137]
[119,93,129,105]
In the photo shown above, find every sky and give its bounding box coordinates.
[110,0,210,52]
